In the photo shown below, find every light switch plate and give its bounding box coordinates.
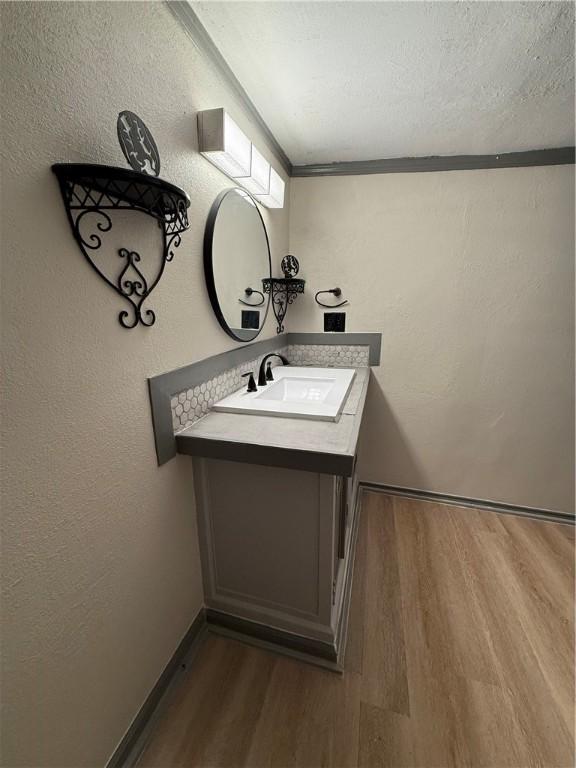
[324,313,346,332]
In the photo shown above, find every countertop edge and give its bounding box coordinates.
[176,368,370,476]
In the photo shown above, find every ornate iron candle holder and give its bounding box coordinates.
[52,111,190,329]
[262,255,305,334]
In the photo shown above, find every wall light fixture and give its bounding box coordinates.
[239,144,270,196]
[256,167,285,208]
[197,108,252,179]
[197,108,285,209]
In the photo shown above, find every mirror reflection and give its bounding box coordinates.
[205,188,271,342]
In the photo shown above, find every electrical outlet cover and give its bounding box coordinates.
[241,310,260,329]
[324,312,346,332]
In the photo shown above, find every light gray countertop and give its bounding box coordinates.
[175,367,370,476]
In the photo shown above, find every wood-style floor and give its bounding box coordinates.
[137,492,575,767]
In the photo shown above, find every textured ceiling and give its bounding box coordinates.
[191,1,575,165]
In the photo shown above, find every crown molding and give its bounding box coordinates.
[291,147,576,177]
[166,0,293,176]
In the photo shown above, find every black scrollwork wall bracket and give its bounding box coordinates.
[52,112,191,329]
[262,255,305,334]
[262,277,305,334]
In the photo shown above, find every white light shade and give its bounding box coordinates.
[197,107,283,209]
[239,145,270,196]
[197,108,251,178]
[256,167,285,208]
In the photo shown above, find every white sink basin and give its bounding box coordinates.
[213,366,356,421]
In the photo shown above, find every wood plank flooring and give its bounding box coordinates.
[137,492,574,767]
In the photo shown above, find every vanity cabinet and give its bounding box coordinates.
[193,455,361,667]
[177,366,373,668]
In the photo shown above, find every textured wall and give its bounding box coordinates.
[289,167,574,513]
[0,3,289,766]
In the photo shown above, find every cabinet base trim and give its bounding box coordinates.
[206,609,339,667]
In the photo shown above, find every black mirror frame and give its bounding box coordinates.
[204,188,272,343]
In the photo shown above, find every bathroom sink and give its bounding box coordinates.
[213,366,356,421]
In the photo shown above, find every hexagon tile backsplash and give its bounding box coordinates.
[170,344,370,434]
[284,344,369,368]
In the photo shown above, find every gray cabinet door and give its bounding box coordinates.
[194,458,335,643]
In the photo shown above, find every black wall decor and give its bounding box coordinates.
[52,111,190,329]
[117,111,161,177]
[262,255,305,334]
[280,254,300,279]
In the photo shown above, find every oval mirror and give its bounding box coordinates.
[204,188,271,342]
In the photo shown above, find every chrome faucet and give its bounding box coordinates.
[258,353,289,386]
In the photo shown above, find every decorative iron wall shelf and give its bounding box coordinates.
[52,163,190,328]
[262,254,304,334]
[262,277,305,334]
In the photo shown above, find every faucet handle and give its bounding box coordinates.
[241,371,257,393]
[266,361,274,381]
